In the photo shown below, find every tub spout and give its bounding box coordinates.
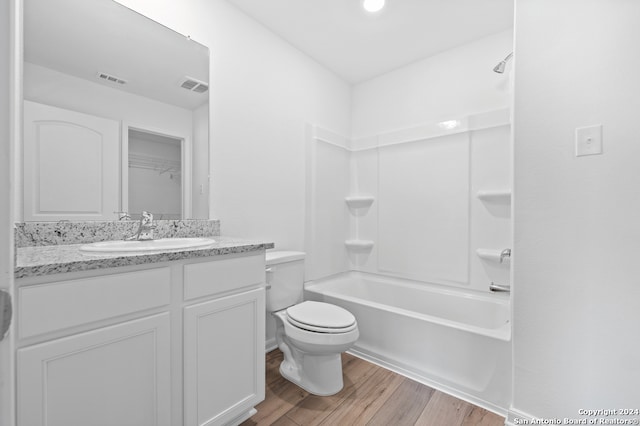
[489,282,510,293]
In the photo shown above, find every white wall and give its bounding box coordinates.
[511,0,640,421]
[192,103,209,218]
[116,0,351,252]
[0,0,14,423]
[352,30,513,141]
[0,1,11,282]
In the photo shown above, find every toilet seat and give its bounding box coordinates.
[286,301,357,333]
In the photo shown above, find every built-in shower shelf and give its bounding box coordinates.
[345,239,375,250]
[476,248,511,264]
[476,190,511,201]
[345,195,375,208]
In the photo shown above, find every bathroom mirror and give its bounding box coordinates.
[22,0,209,221]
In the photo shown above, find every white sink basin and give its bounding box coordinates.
[80,237,216,254]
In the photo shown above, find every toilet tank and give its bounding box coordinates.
[265,251,306,312]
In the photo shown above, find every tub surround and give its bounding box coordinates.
[305,110,511,293]
[14,219,273,278]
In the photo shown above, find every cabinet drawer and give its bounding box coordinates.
[184,254,265,301]
[19,267,171,339]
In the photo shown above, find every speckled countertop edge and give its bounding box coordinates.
[15,219,221,247]
[16,236,275,279]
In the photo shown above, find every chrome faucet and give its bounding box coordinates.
[125,211,156,241]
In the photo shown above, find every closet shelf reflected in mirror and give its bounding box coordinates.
[128,153,181,182]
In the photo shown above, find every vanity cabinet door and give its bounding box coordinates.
[17,313,171,426]
[184,288,265,426]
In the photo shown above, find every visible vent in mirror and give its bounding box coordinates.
[192,84,209,93]
[97,72,127,85]
[180,76,208,93]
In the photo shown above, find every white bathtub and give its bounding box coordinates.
[304,271,511,414]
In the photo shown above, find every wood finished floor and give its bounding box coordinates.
[241,350,505,426]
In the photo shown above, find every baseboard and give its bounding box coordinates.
[265,338,277,352]
[228,408,257,426]
[505,408,538,426]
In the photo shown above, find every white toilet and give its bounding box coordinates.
[265,251,359,396]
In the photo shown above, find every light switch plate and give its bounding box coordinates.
[575,124,603,157]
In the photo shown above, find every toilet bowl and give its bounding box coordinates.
[266,251,359,396]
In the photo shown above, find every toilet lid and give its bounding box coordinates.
[286,301,356,333]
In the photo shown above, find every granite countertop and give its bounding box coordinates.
[16,236,274,279]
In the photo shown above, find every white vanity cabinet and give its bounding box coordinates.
[15,252,266,426]
[16,267,173,426]
[184,289,265,426]
[183,255,266,426]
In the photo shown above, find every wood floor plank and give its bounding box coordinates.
[283,353,379,426]
[461,405,506,426]
[414,390,473,426]
[316,366,405,425]
[265,349,285,386]
[242,374,308,425]
[242,350,506,426]
[268,415,301,426]
[366,378,434,426]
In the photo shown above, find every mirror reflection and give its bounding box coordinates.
[22,0,209,221]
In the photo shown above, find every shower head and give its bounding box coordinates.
[493,61,507,73]
[493,52,513,74]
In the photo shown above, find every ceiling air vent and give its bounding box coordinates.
[180,76,209,93]
[97,72,127,85]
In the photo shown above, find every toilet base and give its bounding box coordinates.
[279,352,344,396]
[272,309,358,396]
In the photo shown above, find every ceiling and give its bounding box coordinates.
[225,0,514,84]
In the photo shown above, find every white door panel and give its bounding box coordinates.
[23,101,120,221]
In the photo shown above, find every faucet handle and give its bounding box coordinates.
[114,211,131,221]
[140,211,157,232]
[141,211,154,224]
